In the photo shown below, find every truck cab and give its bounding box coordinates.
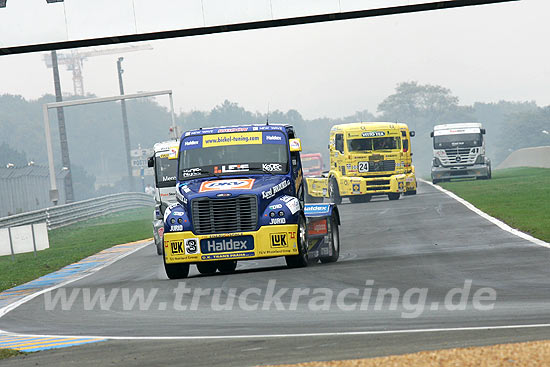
[162,124,340,279]
[305,122,417,204]
[301,153,324,177]
[147,139,179,255]
[430,123,491,184]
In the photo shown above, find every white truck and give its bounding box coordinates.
[147,140,179,255]
[430,123,491,184]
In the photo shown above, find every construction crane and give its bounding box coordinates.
[43,44,153,95]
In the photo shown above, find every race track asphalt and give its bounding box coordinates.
[1,181,549,366]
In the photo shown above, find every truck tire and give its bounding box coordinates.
[404,190,417,196]
[329,178,342,205]
[155,239,162,256]
[432,179,439,184]
[286,215,309,268]
[197,262,218,275]
[217,260,237,274]
[320,214,340,264]
[388,193,401,201]
[163,251,190,279]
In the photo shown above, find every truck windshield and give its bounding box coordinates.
[155,155,178,188]
[179,133,289,180]
[302,157,321,170]
[434,133,482,149]
[347,137,401,152]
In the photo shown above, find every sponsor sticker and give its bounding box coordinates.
[362,131,386,137]
[200,236,254,253]
[269,218,286,225]
[181,168,202,177]
[271,233,288,247]
[269,203,283,210]
[285,197,300,214]
[203,132,262,147]
[352,183,360,193]
[170,225,183,232]
[199,179,255,192]
[304,204,331,215]
[262,180,291,199]
[262,163,283,172]
[201,252,254,260]
[308,219,328,235]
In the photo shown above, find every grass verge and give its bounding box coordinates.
[0,348,26,360]
[439,167,550,242]
[0,206,153,293]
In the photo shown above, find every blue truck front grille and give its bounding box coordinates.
[191,195,258,234]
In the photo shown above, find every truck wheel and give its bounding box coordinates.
[432,179,439,185]
[320,214,340,264]
[156,240,163,255]
[404,190,417,196]
[217,260,237,274]
[329,178,342,205]
[286,215,309,268]
[163,252,190,279]
[197,262,218,275]
[388,193,401,201]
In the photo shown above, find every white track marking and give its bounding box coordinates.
[0,241,151,319]
[420,179,550,249]
[2,323,550,341]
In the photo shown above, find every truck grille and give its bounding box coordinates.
[442,148,477,165]
[191,195,258,234]
[366,180,390,186]
[367,160,396,172]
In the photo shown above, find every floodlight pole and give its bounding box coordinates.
[51,50,75,203]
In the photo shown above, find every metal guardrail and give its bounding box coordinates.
[0,192,154,230]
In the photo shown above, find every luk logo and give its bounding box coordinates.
[271,233,288,247]
[199,179,255,192]
[171,241,184,254]
[201,236,254,253]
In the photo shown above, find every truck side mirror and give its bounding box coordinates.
[480,128,486,135]
[410,131,415,137]
[430,132,434,138]
[147,157,154,168]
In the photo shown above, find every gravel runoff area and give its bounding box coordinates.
[264,340,550,367]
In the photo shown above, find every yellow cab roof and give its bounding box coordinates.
[331,122,410,134]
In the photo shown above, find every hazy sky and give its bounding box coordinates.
[0,0,548,120]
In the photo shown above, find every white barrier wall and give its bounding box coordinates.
[0,223,50,257]
[0,228,11,257]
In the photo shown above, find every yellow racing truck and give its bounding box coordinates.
[305,122,416,204]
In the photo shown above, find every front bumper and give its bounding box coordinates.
[164,224,299,264]
[431,164,489,180]
[341,174,407,196]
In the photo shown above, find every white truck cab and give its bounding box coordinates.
[430,123,491,184]
[148,139,179,255]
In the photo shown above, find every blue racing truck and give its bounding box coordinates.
[162,124,340,279]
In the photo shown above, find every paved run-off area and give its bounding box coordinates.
[0,181,549,366]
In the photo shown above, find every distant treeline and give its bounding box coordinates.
[0,82,548,199]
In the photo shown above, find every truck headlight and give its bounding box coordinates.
[433,157,442,167]
[475,155,484,164]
